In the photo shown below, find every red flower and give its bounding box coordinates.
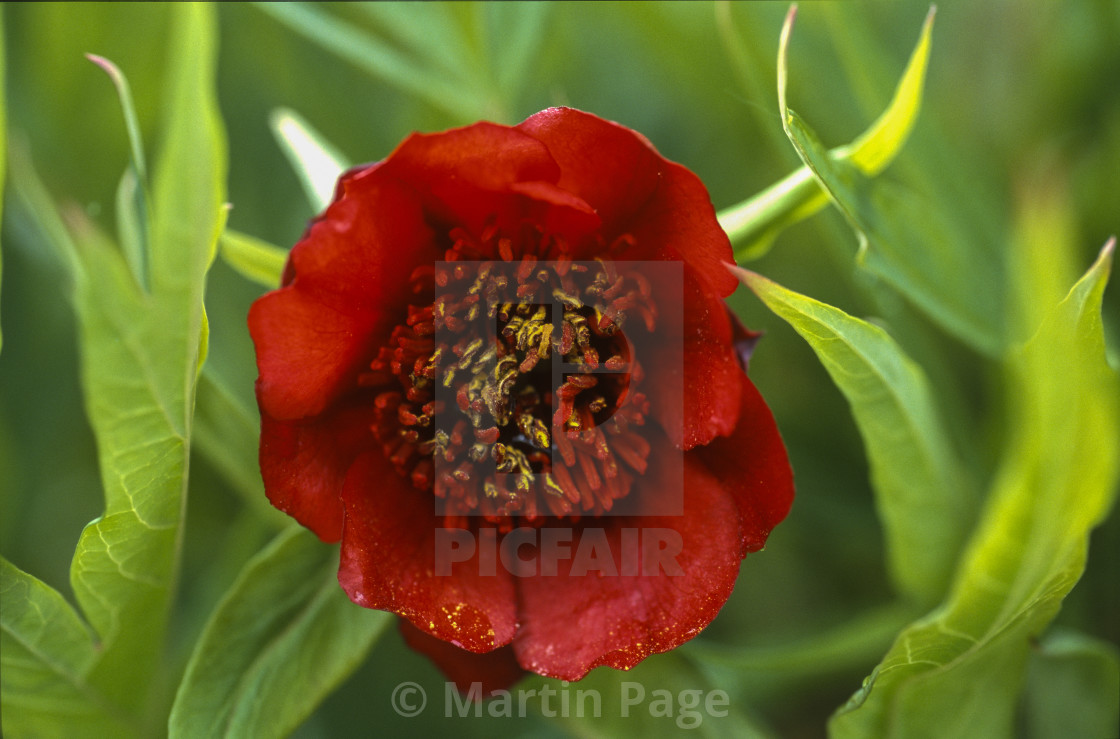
[248,107,793,692]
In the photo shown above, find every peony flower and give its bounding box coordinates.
[248,107,794,692]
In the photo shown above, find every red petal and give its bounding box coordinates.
[626,163,738,297]
[511,444,741,681]
[249,288,378,421]
[517,108,662,241]
[518,107,737,295]
[398,619,526,696]
[645,261,743,449]
[380,122,599,240]
[249,170,436,421]
[338,452,518,653]
[259,398,376,542]
[508,180,601,238]
[692,373,795,555]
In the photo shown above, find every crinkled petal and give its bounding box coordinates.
[250,171,436,420]
[518,107,737,295]
[398,619,526,696]
[518,108,661,241]
[259,397,377,542]
[511,443,741,681]
[338,452,518,653]
[692,372,795,555]
[380,122,599,240]
[508,180,601,238]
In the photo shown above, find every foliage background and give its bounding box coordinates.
[1,2,1117,737]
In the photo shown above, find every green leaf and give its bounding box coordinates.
[113,167,148,290]
[772,7,1003,355]
[0,558,134,737]
[829,241,1119,739]
[169,527,391,739]
[341,3,520,121]
[5,8,237,716]
[84,54,148,185]
[720,7,934,260]
[840,7,934,175]
[219,228,289,288]
[1022,629,1119,739]
[355,2,473,79]
[2,5,225,732]
[62,1,225,721]
[735,267,972,604]
[252,2,489,121]
[86,53,151,291]
[268,107,351,214]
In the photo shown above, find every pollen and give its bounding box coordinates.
[364,226,657,527]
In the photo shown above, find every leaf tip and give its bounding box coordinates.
[1101,236,1116,261]
[777,5,798,121]
[920,6,937,50]
[1088,236,1116,283]
[267,106,293,131]
[726,262,768,292]
[85,53,122,83]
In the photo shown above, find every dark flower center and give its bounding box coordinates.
[361,225,656,527]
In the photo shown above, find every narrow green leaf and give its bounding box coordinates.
[169,527,391,739]
[772,8,1003,355]
[735,267,972,604]
[349,3,511,120]
[720,6,934,259]
[84,54,147,184]
[840,7,935,175]
[219,228,289,288]
[0,558,134,737]
[268,108,350,214]
[113,167,148,292]
[87,54,151,291]
[1022,629,1119,739]
[252,2,488,121]
[829,242,1119,739]
[355,2,473,80]
[63,2,226,720]
[783,110,1004,355]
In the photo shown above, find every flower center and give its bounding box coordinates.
[361,226,656,527]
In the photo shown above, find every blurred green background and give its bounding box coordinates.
[2,3,1117,737]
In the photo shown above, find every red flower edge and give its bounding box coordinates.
[249,107,794,690]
